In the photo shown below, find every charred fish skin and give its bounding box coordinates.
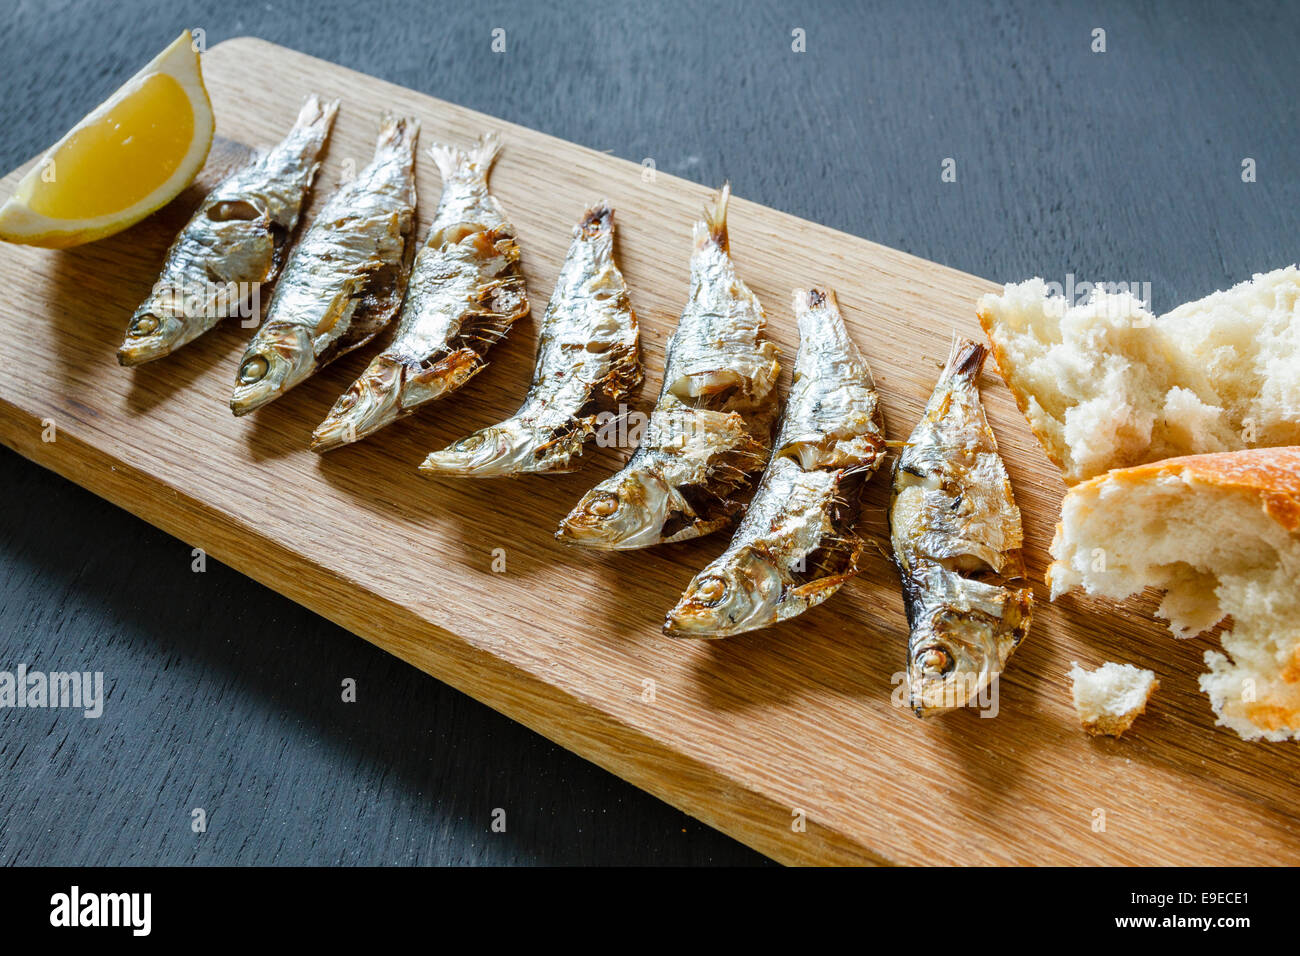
[556,183,781,550]
[418,202,642,477]
[119,95,339,367]
[889,339,1032,717]
[230,113,420,416]
[311,132,530,451]
[664,288,887,637]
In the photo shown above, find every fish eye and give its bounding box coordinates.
[917,645,954,677]
[586,493,620,518]
[238,355,270,385]
[130,314,160,337]
[693,575,728,606]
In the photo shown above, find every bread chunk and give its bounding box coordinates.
[1069,661,1158,737]
[1049,448,1300,741]
[977,267,1300,483]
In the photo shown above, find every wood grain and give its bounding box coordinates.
[1,37,1296,866]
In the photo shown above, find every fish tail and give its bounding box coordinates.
[792,286,836,316]
[807,286,833,310]
[579,201,614,239]
[706,181,731,248]
[792,286,875,386]
[430,131,502,182]
[428,141,465,180]
[941,336,987,382]
[294,94,341,137]
[274,94,339,169]
[375,113,421,163]
[468,131,504,171]
[694,182,731,252]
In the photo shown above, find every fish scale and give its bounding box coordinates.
[117,94,338,366]
[663,287,888,637]
[229,112,420,416]
[555,183,781,551]
[889,338,1033,717]
[418,202,642,477]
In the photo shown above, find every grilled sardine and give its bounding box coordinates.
[311,132,530,449]
[889,339,1032,716]
[418,202,641,476]
[119,95,338,366]
[230,113,419,415]
[556,183,780,549]
[664,288,887,636]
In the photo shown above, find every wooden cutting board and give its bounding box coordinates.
[2,37,1296,866]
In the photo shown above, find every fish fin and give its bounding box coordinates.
[788,568,857,603]
[428,142,465,180]
[468,131,504,172]
[693,182,731,251]
[707,181,731,248]
[265,95,338,171]
[800,286,836,312]
[941,336,987,381]
[375,114,421,162]
[408,348,485,401]
[595,351,644,403]
[579,201,614,238]
[430,132,502,182]
[660,514,736,545]
[295,94,340,134]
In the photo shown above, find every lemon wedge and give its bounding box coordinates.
[0,31,214,248]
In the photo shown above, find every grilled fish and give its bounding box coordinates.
[556,183,780,549]
[418,202,641,477]
[664,288,887,636]
[889,339,1032,716]
[230,113,419,416]
[311,132,530,450]
[119,94,338,366]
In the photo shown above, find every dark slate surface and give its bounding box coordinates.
[0,0,1295,865]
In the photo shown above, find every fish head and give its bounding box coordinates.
[663,546,784,637]
[907,609,998,715]
[419,420,538,477]
[906,577,1030,716]
[555,470,672,550]
[311,355,406,451]
[230,325,315,416]
[117,305,188,366]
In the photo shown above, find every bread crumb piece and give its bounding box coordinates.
[1069,661,1158,738]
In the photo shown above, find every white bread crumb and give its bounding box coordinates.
[977,266,1300,483]
[1069,661,1158,737]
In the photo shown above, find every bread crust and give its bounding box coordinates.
[1046,447,1300,591]
[1066,446,1300,533]
[1080,684,1159,738]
